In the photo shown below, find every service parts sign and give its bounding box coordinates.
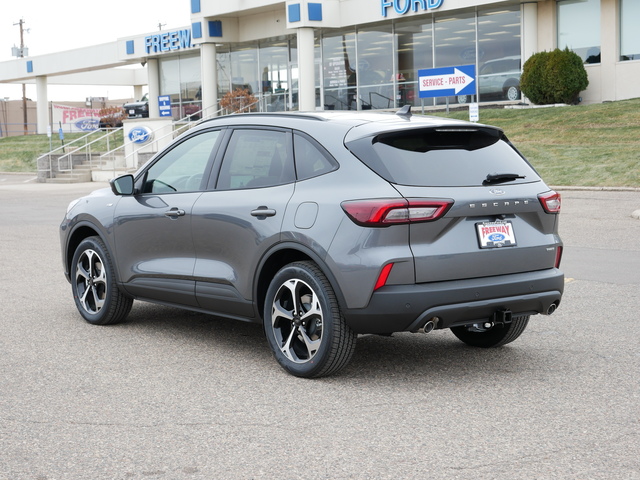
[53,104,101,132]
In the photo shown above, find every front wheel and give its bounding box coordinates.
[71,236,132,325]
[451,315,530,348]
[263,261,356,378]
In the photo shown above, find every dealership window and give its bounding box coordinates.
[230,44,259,95]
[477,7,522,102]
[620,0,640,61]
[434,12,476,105]
[159,54,202,120]
[321,30,357,110]
[260,41,293,111]
[395,18,434,108]
[557,0,601,64]
[357,24,394,110]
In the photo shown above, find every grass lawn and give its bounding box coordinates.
[434,98,640,188]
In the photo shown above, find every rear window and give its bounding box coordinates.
[346,127,540,187]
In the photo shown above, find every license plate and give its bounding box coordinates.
[129,109,136,115]
[476,221,516,248]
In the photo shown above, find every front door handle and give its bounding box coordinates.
[165,208,186,218]
[251,207,276,218]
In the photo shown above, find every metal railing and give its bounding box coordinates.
[36,128,124,180]
[36,97,264,182]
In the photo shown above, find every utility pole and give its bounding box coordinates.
[13,18,28,135]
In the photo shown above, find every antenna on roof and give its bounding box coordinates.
[396,104,412,119]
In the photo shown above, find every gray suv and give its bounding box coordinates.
[60,108,564,378]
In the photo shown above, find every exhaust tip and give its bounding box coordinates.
[420,317,439,334]
[546,303,558,315]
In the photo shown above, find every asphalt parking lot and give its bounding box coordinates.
[1,176,638,479]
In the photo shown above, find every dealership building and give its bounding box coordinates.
[1,0,639,135]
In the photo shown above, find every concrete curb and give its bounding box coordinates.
[552,185,640,193]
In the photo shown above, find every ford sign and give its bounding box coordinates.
[75,119,99,131]
[128,126,154,144]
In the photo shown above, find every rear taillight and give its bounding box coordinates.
[341,198,453,227]
[539,191,561,213]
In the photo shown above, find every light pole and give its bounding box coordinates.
[12,18,29,135]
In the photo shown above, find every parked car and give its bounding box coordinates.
[123,93,149,119]
[458,56,522,104]
[60,107,564,378]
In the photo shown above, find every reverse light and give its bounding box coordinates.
[341,198,453,227]
[539,191,562,213]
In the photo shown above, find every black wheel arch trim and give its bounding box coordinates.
[253,241,348,321]
[63,219,121,285]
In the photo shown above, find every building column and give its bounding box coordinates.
[200,42,218,117]
[133,85,144,102]
[297,27,315,111]
[522,2,539,63]
[35,76,48,135]
[147,58,160,118]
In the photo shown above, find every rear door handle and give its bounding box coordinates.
[165,208,186,218]
[251,207,276,218]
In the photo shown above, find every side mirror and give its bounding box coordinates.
[110,174,135,196]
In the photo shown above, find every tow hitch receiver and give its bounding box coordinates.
[493,309,513,326]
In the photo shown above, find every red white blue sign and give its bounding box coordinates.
[418,65,476,99]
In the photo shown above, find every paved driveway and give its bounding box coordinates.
[0,181,638,479]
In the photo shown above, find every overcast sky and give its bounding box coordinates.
[0,0,191,101]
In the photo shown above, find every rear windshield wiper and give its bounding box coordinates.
[483,173,526,185]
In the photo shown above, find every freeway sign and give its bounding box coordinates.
[418,65,476,98]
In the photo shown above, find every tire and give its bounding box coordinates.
[71,236,132,325]
[263,261,356,378]
[450,315,530,348]
[505,85,520,101]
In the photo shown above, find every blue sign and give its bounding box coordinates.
[158,95,172,117]
[381,0,443,17]
[128,126,154,144]
[145,29,192,54]
[418,65,476,99]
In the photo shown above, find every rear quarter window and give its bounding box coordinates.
[346,127,540,187]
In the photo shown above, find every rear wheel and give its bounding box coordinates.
[263,261,356,378]
[451,315,530,348]
[505,85,520,101]
[71,236,132,325]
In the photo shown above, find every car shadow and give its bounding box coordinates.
[113,302,546,383]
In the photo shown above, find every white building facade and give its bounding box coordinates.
[1,0,639,134]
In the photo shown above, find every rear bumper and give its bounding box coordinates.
[343,269,564,334]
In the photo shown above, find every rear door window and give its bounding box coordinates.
[216,129,295,189]
[346,127,540,187]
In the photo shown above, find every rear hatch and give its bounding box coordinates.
[346,124,561,283]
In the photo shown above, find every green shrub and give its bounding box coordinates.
[521,48,589,105]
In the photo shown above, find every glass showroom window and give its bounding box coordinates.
[357,24,394,110]
[217,49,232,99]
[434,12,476,105]
[260,41,291,112]
[477,7,522,103]
[620,0,640,61]
[159,54,202,120]
[557,0,601,64]
[230,44,259,96]
[395,18,434,108]
[322,30,357,110]
[179,55,201,120]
